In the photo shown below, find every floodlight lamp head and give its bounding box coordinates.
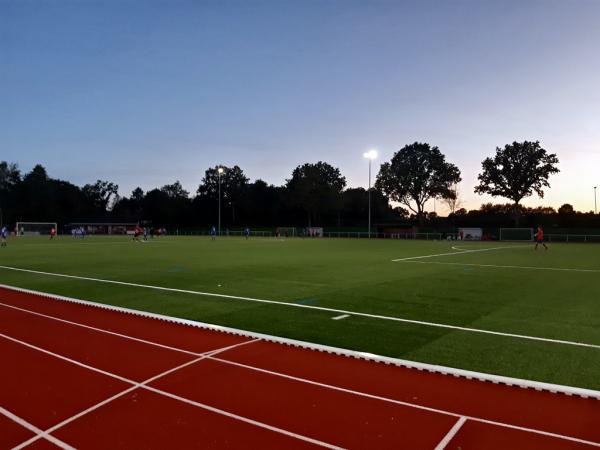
[217,167,224,174]
[363,149,378,160]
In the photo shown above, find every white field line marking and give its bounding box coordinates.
[13,339,261,450]
[140,384,344,450]
[3,334,342,450]
[3,283,600,401]
[391,245,527,262]
[4,293,600,441]
[3,288,600,447]
[2,295,596,445]
[0,406,76,450]
[1,266,599,351]
[434,417,467,450]
[332,314,350,320]
[207,356,600,448]
[2,305,598,449]
[0,301,200,357]
[400,260,600,273]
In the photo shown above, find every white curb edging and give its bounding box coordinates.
[1,283,599,401]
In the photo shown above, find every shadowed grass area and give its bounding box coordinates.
[1,235,599,389]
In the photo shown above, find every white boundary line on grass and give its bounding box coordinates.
[1,267,599,351]
[1,283,599,402]
[2,288,600,448]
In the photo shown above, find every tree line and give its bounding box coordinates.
[0,161,399,229]
[1,139,589,230]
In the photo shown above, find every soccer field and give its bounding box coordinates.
[1,236,599,391]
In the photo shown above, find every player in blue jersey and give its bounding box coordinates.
[210,226,217,241]
[1,226,7,247]
[244,227,250,240]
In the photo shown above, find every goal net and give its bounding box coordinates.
[16,222,58,236]
[499,228,534,241]
[458,227,483,240]
[306,227,323,237]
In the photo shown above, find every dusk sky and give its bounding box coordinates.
[2,0,599,213]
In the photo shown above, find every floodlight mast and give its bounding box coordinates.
[595,186,597,215]
[363,150,378,238]
[218,166,224,235]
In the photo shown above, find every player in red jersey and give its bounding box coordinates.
[50,227,57,240]
[133,226,143,241]
[534,225,548,250]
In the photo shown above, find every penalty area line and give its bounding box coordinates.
[1,266,599,351]
[391,245,528,262]
[399,260,600,273]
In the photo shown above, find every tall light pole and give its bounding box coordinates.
[595,186,597,215]
[218,167,224,235]
[363,149,378,238]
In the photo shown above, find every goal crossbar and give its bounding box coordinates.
[16,222,58,236]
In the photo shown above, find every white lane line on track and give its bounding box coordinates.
[434,417,467,450]
[399,260,600,273]
[1,265,598,350]
[206,355,600,448]
[1,302,599,448]
[4,335,343,450]
[0,301,200,357]
[332,314,350,320]
[391,245,527,262]
[0,406,75,450]
[12,339,262,450]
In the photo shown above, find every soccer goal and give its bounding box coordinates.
[499,228,534,241]
[306,227,323,237]
[16,222,58,236]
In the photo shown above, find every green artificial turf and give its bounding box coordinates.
[1,235,599,390]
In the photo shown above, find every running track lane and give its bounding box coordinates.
[0,287,598,449]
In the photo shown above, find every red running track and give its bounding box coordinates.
[0,285,599,450]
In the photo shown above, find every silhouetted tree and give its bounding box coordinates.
[376,142,461,225]
[286,161,346,226]
[82,180,119,212]
[475,141,559,226]
[161,181,189,199]
[558,203,574,215]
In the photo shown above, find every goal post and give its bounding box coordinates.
[16,222,58,236]
[499,228,534,241]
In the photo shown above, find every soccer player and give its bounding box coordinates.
[133,226,142,241]
[534,225,548,250]
[244,227,250,240]
[50,227,57,240]
[143,227,148,241]
[1,226,7,247]
[210,226,217,241]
